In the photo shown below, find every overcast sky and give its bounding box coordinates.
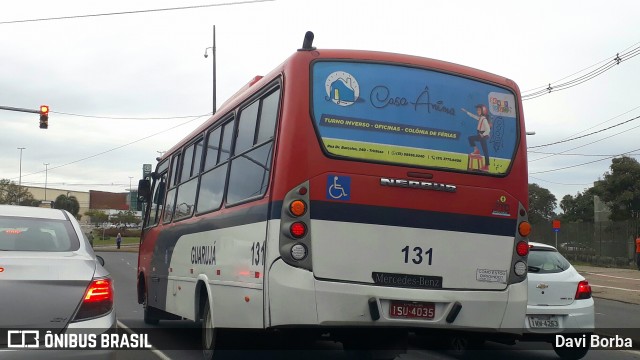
[1,0,639,210]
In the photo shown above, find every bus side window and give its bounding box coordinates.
[148,177,166,227]
[235,100,259,154]
[163,154,181,224]
[219,121,235,163]
[256,88,280,143]
[203,127,222,170]
[197,118,234,214]
[226,86,280,206]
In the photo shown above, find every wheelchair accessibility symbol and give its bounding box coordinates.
[326,175,351,201]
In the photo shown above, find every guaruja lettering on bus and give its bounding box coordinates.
[191,245,216,265]
[380,178,457,192]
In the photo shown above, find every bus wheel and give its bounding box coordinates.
[142,290,159,325]
[202,298,218,359]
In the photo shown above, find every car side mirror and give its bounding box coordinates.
[96,255,105,267]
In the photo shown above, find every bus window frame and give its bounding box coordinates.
[162,153,182,225]
[172,135,205,223]
[142,159,169,231]
[194,115,236,217]
[224,83,281,209]
[308,59,521,177]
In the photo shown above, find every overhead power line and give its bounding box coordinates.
[51,111,211,120]
[529,122,640,162]
[529,147,640,175]
[14,114,209,181]
[528,115,640,149]
[522,42,640,101]
[528,176,594,187]
[528,150,640,157]
[0,0,275,25]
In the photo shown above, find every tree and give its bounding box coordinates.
[597,156,640,221]
[85,209,109,225]
[0,179,39,206]
[54,194,80,218]
[559,188,596,223]
[110,210,141,227]
[529,183,557,224]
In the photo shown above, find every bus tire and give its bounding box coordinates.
[202,298,218,359]
[142,290,159,325]
[553,343,589,360]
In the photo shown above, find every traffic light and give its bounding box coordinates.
[39,105,49,129]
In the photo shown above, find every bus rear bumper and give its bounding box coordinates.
[314,278,526,334]
[268,260,526,334]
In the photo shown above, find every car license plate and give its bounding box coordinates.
[528,315,559,328]
[389,301,435,319]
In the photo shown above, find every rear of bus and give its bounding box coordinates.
[267,50,529,342]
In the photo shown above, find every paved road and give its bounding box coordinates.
[575,265,640,305]
[98,251,640,360]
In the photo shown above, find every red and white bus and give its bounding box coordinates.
[137,33,530,357]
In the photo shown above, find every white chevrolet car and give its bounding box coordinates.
[524,242,594,360]
[0,205,115,359]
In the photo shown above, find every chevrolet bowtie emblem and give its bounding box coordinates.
[536,283,549,289]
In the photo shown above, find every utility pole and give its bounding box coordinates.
[203,25,217,114]
[44,163,50,201]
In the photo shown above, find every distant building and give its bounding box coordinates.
[26,186,89,223]
[89,190,128,211]
[23,186,134,224]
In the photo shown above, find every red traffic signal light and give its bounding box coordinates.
[39,104,49,129]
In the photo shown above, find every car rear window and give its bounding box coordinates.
[528,248,571,274]
[0,217,79,251]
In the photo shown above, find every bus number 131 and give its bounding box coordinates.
[401,246,433,265]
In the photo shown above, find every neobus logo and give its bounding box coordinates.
[380,178,457,193]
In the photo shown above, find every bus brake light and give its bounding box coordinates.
[290,222,306,238]
[516,241,529,256]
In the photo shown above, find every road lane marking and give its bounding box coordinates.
[117,320,172,360]
[590,284,640,292]
[583,272,640,281]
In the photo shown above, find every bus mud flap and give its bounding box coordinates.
[446,302,462,323]
[368,298,380,321]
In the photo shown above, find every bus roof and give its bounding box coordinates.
[159,48,521,163]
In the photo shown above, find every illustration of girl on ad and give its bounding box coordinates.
[462,104,491,172]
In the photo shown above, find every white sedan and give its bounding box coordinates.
[0,205,115,359]
[524,242,594,360]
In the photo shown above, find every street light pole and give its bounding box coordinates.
[17,147,26,187]
[17,147,26,203]
[203,25,217,114]
[44,163,50,201]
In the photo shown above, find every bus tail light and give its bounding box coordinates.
[280,181,312,270]
[289,200,307,217]
[518,221,531,237]
[72,277,114,322]
[516,241,529,256]
[290,222,307,238]
[575,280,592,300]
